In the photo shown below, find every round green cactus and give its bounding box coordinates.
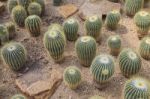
[11,94,27,99]
[0,24,9,45]
[89,95,105,99]
[11,5,27,27]
[119,49,141,78]
[1,42,27,71]
[85,15,102,41]
[44,29,66,62]
[125,0,144,16]
[33,0,45,14]
[105,10,121,30]
[28,2,42,16]
[107,35,122,56]
[5,22,16,39]
[7,0,18,13]
[63,66,81,89]
[25,15,41,37]
[53,0,62,6]
[124,77,150,99]
[90,54,115,83]
[17,0,31,11]
[134,11,150,39]
[63,18,79,41]
[139,37,150,60]
[75,36,97,67]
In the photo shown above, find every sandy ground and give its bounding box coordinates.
[0,0,150,99]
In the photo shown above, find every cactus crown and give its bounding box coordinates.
[127,51,138,60]
[80,36,91,43]
[111,10,120,14]
[11,94,26,99]
[132,79,148,90]
[47,30,59,39]
[66,18,76,24]
[145,38,150,44]
[139,11,149,17]
[88,15,99,22]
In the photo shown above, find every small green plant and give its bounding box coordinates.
[11,5,27,27]
[28,2,42,16]
[105,10,121,30]
[5,22,16,39]
[53,0,62,6]
[85,15,102,41]
[139,37,150,60]
[107,35,122,56]
[17,0,31,11]
[89,95,106,99]
[90,54,115,83]
[11,94,27,99]
[0,24,9,45]
[25,15,41,37]
[44,29,66,62]
[63,18,79,41]
[125,0,144,16]
[1,42,27,71]
[7,0,18,13]
[63,66,81,89]
[124,77,150,99]
[119,49,141,78]
[75,36,97,67]
[134,11,150,39]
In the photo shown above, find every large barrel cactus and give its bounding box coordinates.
[44,29,66,62]
[139,37,150,60]
[17,0,31,11]
[90,54,115,83]
[124,77,150,99]
[28,2,42,16]
[119,49,141,77]
[0,24,9,45]
[105,10,121,30]
[63,66,81,89]
[125,0,144,16]
[1,42,27,71]
[11,5,27,27]
[107,35,122,56]
[75,36,97,67]
[11,94,27,99]
[85,15,102,41]
[25,15,41,37]
[134,11,150,39]
[63,18,79,41]
[53,0,62,6]
[7,0,18,13]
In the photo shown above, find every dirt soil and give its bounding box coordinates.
[0,0,150,99]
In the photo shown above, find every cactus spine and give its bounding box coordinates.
[25,15,41,37]
[63,18,79,41]
[105,10,121,30]
[11,5,27,27]
[5,22,16,39]
[75,36,97,67]
[28,2,42,16]
[90,54,115,83]
[63,66,81,89]
[7,0,18,13]
[1,42,27,71]
[53,0,62,6]
[0,24,9,45]
[119,49,141,77]
[11,94,27,99]
[85,15,102,41]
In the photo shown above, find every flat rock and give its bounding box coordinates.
[0,2,5,14]
[79,0,121,20]
[16,69,62,99]
[58,4,78,18]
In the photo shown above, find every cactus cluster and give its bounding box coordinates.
[125,0,144,16]
[124,77,150,99]
[89,95,105,99]
[134,11,150,39]
[5,22,16,39]
[105,10,121,30]
[28,2,42,16]
[119,49,141,78]
[0,24,9,45]
[1,42,27,71]
[75,36,97,67]
[11,5,27,27]
[85,15,102,41]
[53,0,62,6]
[90,54,115,83]
[63,66,81,89]
[17,0,31,11]
[25,15,41,37]
[107,35,122,56]
[139,37,150,60]
[11,94,27,99]
[63,18,79,41]
[7,0,18,13]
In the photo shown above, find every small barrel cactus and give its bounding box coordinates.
[25,15,41,37]
[119,49,141,77]
[53,0,62,6]
[28,2,42,16]
[107,35,122,56]
[11,94,27,99]
[7,0,18,13]
[139,37,150,60]
[0,24,9,45]
[105,10,121,30]
[44,29,66,62]
[90,54,115,83]
[124,77,150,99]
[89,95,106,99]
[85,15,102,41]
[33,0,45,14]
[17,0,31,11]
[63,18,79,41]
[1,42,27,71]
[75,36,97,67]
[134,11,150,39]
[11,5,27,27]
[5,22,16,39]
[63,66,81,89]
